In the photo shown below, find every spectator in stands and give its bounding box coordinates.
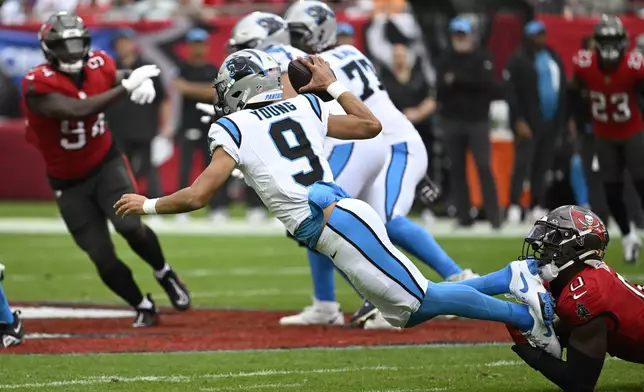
[336,23,355,46]
[435,17,501,229]
[0,0,29,25]
[173,28,222,223]
[105,29,170,208]
[504,20,566,224]
[173,28,268,223]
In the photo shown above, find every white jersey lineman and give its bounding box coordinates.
[320,45,428,222]
[208,93,428,326]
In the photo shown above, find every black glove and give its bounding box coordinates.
[416,174,441,206]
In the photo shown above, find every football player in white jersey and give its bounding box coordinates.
[114,49,559,357]
[282,0,476,327]
[228,11,391,327]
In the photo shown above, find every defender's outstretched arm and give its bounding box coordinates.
[512,317,607,392]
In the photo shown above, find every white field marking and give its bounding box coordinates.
[18,342,513,358]
[365,389,446,392]
[201,382,304,391]
[24,333,74,339]
[5,266,312,283]
[483,360,522,367]
[191,288,353,299]
[17,306,134,320]
[0,366,397,390]
[0,217,543,238]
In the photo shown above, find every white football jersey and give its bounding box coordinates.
[320,45,421,145]
[208,94,334,234]
[265,44,307,73]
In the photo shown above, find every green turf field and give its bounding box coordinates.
[0,202,643,391]
[1,346,643,392]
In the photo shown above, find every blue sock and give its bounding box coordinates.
[386,216,462,279]
[308,249,336,302]
[0,282,14,324]
[406,282,533,331]
[570,154,589,206]
[455,264,512,296]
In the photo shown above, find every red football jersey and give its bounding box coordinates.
[573,49,644,139]
[22,51,117,180]
[556,263,644,364]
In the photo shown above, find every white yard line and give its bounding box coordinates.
[201,382,304,391]
[191,288,353,299]
[0,366,397,390]
[0,217,538,238]
[365,389,446,392]
[483,360,522,367]
[5,266,313,283]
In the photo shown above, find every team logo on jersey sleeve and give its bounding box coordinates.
[576,303,593,321]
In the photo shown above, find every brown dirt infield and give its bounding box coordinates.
[3,306,512,355]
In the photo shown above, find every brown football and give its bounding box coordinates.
[287,57,334,102]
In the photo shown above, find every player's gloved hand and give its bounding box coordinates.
[416,174,441,206]
[130,79,156,105]
[0,263,5,282]
[121,64,161,92]
[196,103,225,124]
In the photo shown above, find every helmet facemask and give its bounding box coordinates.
[288,22,314,53]
[43,37,90,73]
[595,35,628,70]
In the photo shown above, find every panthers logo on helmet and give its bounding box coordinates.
[226,56,263,81]
[256,16,284,36]
[306,5,332,24]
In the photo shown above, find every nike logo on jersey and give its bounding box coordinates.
[573,291,587,300]
[330,251,338,259]
[544,324,553,338]
[519,272,529,294]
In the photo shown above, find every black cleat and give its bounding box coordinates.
[1,311,24,348]
[157,269,191,311]
[132,294,159,328]
[348,300,379,328]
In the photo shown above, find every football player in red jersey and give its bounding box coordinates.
[508,205,644,391]
[571,15,644,264]
[22,12,191,327]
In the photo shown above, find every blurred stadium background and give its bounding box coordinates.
[1,0,644,391]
